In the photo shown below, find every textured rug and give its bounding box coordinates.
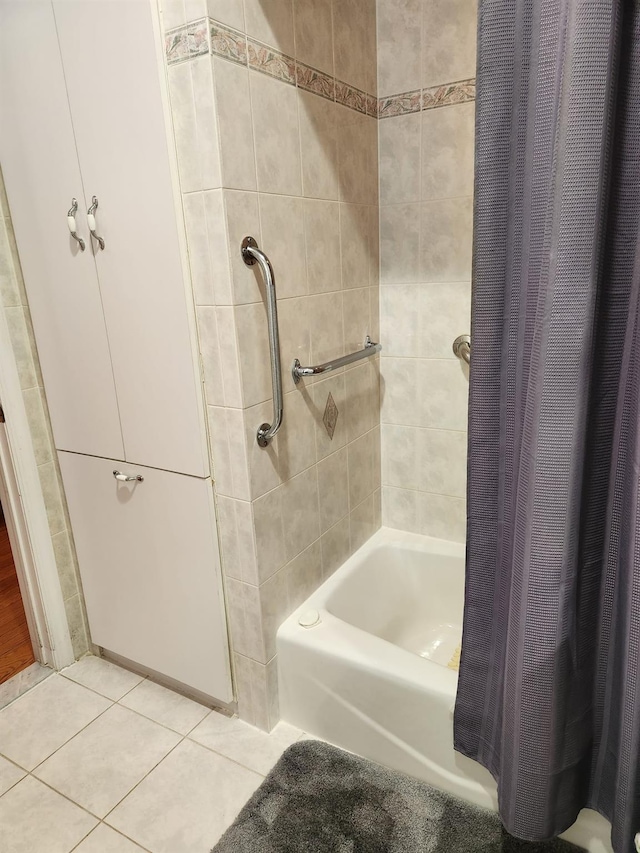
[213,740,584,852]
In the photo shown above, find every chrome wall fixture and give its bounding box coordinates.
[292,336,382,383]
[87,196,105,250]
[241,236,283,448]
[67,198,86,251]
[453,334,471,364]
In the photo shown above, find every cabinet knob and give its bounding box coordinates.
[113,470,144,483]
[67,198,86,251]
[87,196,105,250]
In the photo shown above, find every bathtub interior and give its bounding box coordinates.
[324,540,465,669]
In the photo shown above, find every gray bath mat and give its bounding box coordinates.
[213,740,584,852]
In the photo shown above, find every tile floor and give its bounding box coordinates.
[0,656,304,853]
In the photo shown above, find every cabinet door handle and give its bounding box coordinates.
[67,198,86,251]
[87,196,105,250]
[113,470,144,483]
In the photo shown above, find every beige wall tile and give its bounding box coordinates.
[162,0,187,30]
[294,0,333,74]
[208,406,234,495]
[320,515,351,579]
[381,423,419,490]
[203,190,234,305]
[311,372,348,461]
[377,0,422,97]
[51,530,79,602]
[235,301,271,407]
[223,190,262,305]
[380,357,420,426]
[420,281,472,358]
[281,466,320,561]
[214,59,257,191]
[5,307,38,390]
[184,193,216,306]
[196,307,225,406]
[380,284,420,357]
[418,428,467,497]
[258,195,307,299]
[350,492,376,551]
[317,446,349,534]
[277,389,316,481]
[22,388,53,467]
[216,494,242,580]
[344,362,376,442]
[207,0,245,29]
[250,73,302,196]
[420,196,473,281]
[308,292,344,365]
[380,204,421,284]
[340,203,371,290]
[259,567,290,661]
[379,113,421,205]
[38,460,67,538]
[418,491,466,541]
[252,487,286,582]
[382,485,418,531]
[343,287,372,353]
[191,57,223,190]
[299,92,339,201]
[243,400,282,498]
[64,594,89,658]
[337,110,378,205]
[226,579,265,660]
[304,199,341,295]
[421,102,475,200]
[417,358,469,430]
[244,0,295,54]
[277,296,311,389]
[215,306,243,407]
[422,0,477,88]
[285,539,322,612]
[333,0,377,94]
[347,429,375,509]
[0,217,23,308]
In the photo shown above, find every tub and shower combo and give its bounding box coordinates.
[277,527,613,853]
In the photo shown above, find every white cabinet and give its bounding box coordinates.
[53,0,208,476]
[0,0,209,478]
[0,0,124,460]
[58,453,232,701]
[0,0,232,702]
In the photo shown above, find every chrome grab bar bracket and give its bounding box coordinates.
[292,336,382,384]
[452,334,471,364]
[241,237,283,448]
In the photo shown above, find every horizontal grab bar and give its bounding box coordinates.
[452,334,471,364]
[292,336,382,384]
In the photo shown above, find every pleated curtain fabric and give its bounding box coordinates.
[453,2,640,851]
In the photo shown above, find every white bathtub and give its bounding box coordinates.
[277,527,613,853]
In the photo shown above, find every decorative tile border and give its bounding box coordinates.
[247,40,296,85]
[165,18,476,120]
[378,89,422,119]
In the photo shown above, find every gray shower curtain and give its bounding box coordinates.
[453,1,640,851]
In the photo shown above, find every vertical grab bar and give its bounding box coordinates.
[241,237,283,447]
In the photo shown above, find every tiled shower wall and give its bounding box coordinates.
[377,0,476,541]
[0,170,89,658]
[162,0,380,729]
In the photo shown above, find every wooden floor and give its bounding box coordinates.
[0,508,34,684]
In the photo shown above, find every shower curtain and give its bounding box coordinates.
[453,1,640,851]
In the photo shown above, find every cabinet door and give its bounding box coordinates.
[53,0,209,477]
[58,451,232,702]
[0,0,124,460]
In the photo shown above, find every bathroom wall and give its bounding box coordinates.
[377,0,476,542]
[0,170,89,658]
[162,0,380,729]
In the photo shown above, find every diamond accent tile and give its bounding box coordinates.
[323,393,339,440]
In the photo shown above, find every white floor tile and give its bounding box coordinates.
[106,739,262,853]
[0,674,110,770]
[73,824,147,852]
[119,679,211,735]
[0,756,25,796]
[0,775,97,853]
[62,656,144,701]
[33,704,181,818]
[189,713,302,775]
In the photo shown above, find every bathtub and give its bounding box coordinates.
[277,526,613,853]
